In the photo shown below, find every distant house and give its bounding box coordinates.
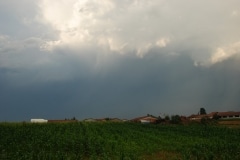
[188,112,217,121]
[95,118,107,122]
[83,118,97,122]
[180,116,189,123]
[122,119,129,122]
[189,111,240,121]
[217,111,240,119]
[30,119,48,123]
[188,114,207,121]
[207,112,219,119]
[131,115,158,124]
[109,118,122,122]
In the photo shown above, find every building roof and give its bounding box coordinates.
[131,115,158,122]
[109,118,122,122]
[30,119,48,123]
[188,114,208,119]
[217,111,240,116]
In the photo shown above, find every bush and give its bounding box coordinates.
[170,115,182,124]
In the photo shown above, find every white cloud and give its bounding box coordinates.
[36,0,240,63]
[210,42,240,64]
[1,0,240,66]
[37,0,172,56]
[156,38,170,48]
[231,10,239,17]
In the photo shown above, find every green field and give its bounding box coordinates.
[0,122,240,160]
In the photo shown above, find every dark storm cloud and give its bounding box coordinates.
[1,50,240,121]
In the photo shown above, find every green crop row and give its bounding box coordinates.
[0,122,240,159]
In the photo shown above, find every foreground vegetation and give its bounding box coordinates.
[0,122,240,160]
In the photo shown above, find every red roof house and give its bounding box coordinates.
[131,115,158,124]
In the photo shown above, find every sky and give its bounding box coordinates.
[0,0,240,121]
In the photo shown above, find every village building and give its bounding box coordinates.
[189,111,240,121]
[217,111,240,119]
[83,118,97,122]
[131,115,158,124]
[30,119,48,123]
[109,118,123,122]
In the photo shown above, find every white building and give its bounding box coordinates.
[30,119,48,123]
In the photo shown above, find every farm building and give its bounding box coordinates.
[131,115,158,124]
[188,114,205,121]
[83,118,97,122]
[30,119,48,123]
[188,112,218,121]
[109,118,123,122]
[189,111,240,121]
[217,111,240,119]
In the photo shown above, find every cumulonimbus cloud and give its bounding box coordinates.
[1,0,240,67]
[37,0,240,64]
[38,0,171,56]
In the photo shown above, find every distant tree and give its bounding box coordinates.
[200,108,207,115]
[164,115,170,121]
[105,117,110,121]
[147,114,154,117]
[170,115,181,124]
[156,116,162,124]
[71,117,76,120]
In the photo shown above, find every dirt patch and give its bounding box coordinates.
[218,120,240,125]
[218,120,240,128]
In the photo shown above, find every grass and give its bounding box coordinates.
[0,122,240,159]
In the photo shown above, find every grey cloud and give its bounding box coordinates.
[1,49,240,121]
[0,1,39,37]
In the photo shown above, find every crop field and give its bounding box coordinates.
[0,122,240,160]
